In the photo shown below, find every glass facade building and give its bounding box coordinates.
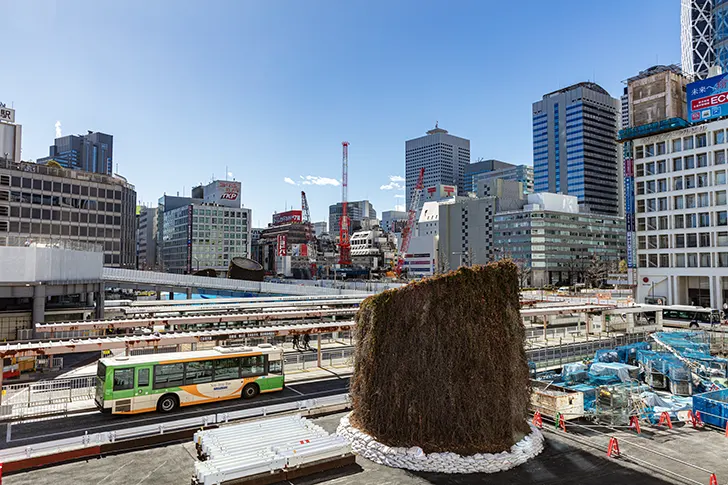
[532,82,620,216]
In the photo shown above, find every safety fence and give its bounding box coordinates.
[0,393,351,473]
[526,332,650,370]
[532,407,720,485]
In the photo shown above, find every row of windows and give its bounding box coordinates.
[637,195,728,214]
[637,172,727,194]
[111,355,283,391]
[634,130,728,160]
[638,231,728,249]
[4,176,124,199]
[638,252,728,268]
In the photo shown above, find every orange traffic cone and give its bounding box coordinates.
[607,437,620,458]
[629,415,641,434]
[658,411,673,429]
[532,411,543,429]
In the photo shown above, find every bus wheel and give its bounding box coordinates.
[242,383,259,399]
[157,394,179,413]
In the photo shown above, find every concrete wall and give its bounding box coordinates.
[0,247,103,283]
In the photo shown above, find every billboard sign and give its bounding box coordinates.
[623,142,636,270]
[216,181,240,201]
[425,185,457,201]
[687,73,728,123]
[272,210,302,226]
[186,205,193,273]
[276,234,287,256]
[0,106,15,123]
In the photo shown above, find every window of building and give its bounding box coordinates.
[659,234,669,248]
[675,254,686,267]
[687,213,697,228]
[646,199,656,212]
[658,197,668,211]
[659,254,670,267]
[646,180,656,193]
[659,216,668,230]
[685,155,695,169]
[657,141,666,155]
[719,231,728,246]
[637,200,645,213]
[698,173,709,187]
[674,196,684,210]
[717,171,727,185]
[636,146,644,159]
[673,138,682,152]
[716,130,726,145]
[638,235,646,249]
[657,179,667,192]
[674,214,684,228]
[674,176,684,192]
[719,211,728,226]
[686,175,696,189]
[718,191,728,206]
[697,133,707,148]
[701,253,711,267]
[684,136,694,150]
[647,216,657,230]
[686,194,696,208]
[717,150,726,165]
[688,233,698,247]
[637,181,645,195]
[648,235,657,248]
[638,218,646,231]
[645,144,655,157]
[657,160,667,174]
[688,253,698,267]
[698,193,710,207]
[636,164,645,177]
[673,157,683,171]
[698,153,708,167]
[639,254,647,267]
[700,232,711,247]
[675,234,686,248]
[646,162,655,175]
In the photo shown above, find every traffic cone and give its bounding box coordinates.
[688,410,703,429]
[559,413,567,433]
[629,415,641,434]
[607,437,620,458]
[532,411,543,429]
[658,411,673,429]
[710,473,718,485]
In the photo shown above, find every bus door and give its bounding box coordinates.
[133,365,154,412]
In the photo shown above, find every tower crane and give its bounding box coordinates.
[338,142,351,266]
[396,167,425,277]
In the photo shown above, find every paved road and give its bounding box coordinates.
[0,376,350,449]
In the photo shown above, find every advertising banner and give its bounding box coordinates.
[217,181,240,201]
[687,73,728,122]
[276,234,287,256]
[623,142,636,269]
[0,106,15,123]
[272,210,302,226]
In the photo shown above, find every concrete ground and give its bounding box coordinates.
[7,411,725,485]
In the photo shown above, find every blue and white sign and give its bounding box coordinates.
[687,73,728,122]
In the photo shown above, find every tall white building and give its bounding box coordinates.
[681,0,715,80]
[630,118,728,308]
[405,124,470,210]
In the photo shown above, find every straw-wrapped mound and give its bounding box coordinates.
[349,261,530,455]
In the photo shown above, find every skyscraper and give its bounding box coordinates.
[681,0,715,80]
[405,125,470,209]
[532,82,620,216]
[38,131,114,175]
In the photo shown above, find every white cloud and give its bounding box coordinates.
[394,204,406,212]
[394,194,405,199]
[300,175,340,186]
[380,175,406,190]
[283,177,297,185]
[55,121,62,138]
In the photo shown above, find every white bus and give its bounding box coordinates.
[660,305,722,329]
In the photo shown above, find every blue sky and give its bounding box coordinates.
[4,0,679,226]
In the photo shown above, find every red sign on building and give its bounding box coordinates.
[276,234,288,256]
[272,210,302,226]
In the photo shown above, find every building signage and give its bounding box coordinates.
[272,210,302,226]
[0,106,15,123]
[276,234,287,256]
[623,142,636,270]
[186,205,193,273]
[426,185,457,200]
[687,73,728,123]
[217,181,240,201]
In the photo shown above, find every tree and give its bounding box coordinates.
[514,259,532,288]
[618,259,628,273]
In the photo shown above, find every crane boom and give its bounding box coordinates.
[396,167,425,276]
[338,142,351,266]
[301,191,314,259]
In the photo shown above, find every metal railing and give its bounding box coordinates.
[526,332,650,370]
[0,393,350,464]
[0,236,102,252]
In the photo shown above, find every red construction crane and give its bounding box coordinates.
[396,167,425,276]
[338,141,351,266]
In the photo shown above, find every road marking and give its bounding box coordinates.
[288,386,304,396]
[133,460,167,484]
[100,459,135,483]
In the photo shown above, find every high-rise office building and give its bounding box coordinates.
[533,82,620,215]
[470,164,534,195]
[463,159,514,193]
[328,200,376,237]
[681,0,715,80]
[136,206,157,270]
[0,159,137,267]
[38,131,114,175]
[405,124,470,209]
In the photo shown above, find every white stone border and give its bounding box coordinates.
[337,413,544,474]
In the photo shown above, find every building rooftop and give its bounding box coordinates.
[545,81,611,98]
[0,158,134,190]
[624,64,685,84]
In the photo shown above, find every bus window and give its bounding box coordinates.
[269,359,282,375]
[185,361,213,384]
[242,356,265,377]
[213,358,240,380]
[113,368,134,391]
[137,368,150,387]
[154,363,185,389]
[97,362,107,381]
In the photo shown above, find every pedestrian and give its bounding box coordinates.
[292,334,300,351]
[303,334,311,351]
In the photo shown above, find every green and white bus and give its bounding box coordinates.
[95,344,284,414]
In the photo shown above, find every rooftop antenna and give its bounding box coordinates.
[435,120,438,129]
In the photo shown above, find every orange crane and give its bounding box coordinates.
[396,167,425,276]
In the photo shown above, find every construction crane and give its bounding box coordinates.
[300,191,316,270]
[396,167,425,277]
[338,142,351,266]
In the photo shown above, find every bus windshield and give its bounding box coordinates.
[97,362,106,381]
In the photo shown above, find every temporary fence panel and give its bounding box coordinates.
[693,389,728,429]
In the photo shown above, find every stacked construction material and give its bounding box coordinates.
[193,415,351,485]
